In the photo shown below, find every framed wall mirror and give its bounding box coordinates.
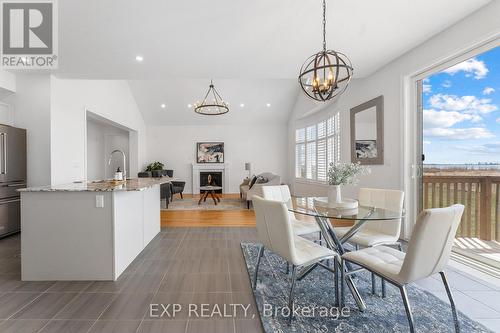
[350,95,384,165]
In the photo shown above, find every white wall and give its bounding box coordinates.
[1,75,146,186]
[9,75,51,186]
[50,77,147,184]
[0,71,16,135]
[0,70,16,95]
[86,118,130,181]
[146,124,288,193]
[288,0,500,199]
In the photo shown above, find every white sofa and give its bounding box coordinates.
[239,172,281,209]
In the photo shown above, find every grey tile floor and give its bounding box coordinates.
[0,228,499,332]
[0,228,262,333]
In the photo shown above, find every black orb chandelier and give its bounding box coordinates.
[194,80,229,115]
[298,0,354,102]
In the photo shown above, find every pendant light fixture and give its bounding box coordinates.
[298,0,354,102]
[193,80,229,115]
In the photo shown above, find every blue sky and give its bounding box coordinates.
[423,46,500,164]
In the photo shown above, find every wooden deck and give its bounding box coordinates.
[454,237,500,268]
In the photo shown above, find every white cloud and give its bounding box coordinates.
[423,84,431,93]
[497,117,500,124]
[483,87,495,95]
[429,94,497,115]
[442,57,489,79]
[442,80,452,88]
[424,127,494,140]
[456,142,500,154]
[423,140,431,145]
[423,109,480,129]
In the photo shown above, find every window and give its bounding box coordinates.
[295,114,340,182]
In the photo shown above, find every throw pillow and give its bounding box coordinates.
[255,176,268,184]
[249,176,258,189]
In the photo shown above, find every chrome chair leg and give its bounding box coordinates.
[382,278,387,298]
[285,262,289,275]
[334,257,339,307]
[397,242,403,251]
[340,259,345,308]
[288,265,297,324]
[440,271,460,333]
[371,273,376,294]
[400,285,415,333]
[253,245,264,290]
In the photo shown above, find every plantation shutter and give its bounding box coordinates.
[295,129,306,178]
[295,143,306,178]
[317,121,327,181]
[306,142,316,180]
[295,114,339,182]
[306,125,316,180]
[296,128,305,143]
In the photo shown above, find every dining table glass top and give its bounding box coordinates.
[288,197,403,220]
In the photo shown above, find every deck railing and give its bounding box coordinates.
[423,174,500,240]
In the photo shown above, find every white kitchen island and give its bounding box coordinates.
[19,178,170,281]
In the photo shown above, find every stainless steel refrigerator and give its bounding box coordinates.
[0,125,26,238]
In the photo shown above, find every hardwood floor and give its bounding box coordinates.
[162,193,255,227]
[161,193,328,227]
[161,210,256,227]
[161,194,352,228]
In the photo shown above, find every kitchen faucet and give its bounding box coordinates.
[108,149,127,180]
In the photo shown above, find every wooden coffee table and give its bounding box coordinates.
[198,186,222,205]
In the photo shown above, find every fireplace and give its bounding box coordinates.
[191,163,229,194]
[200,171,223,193]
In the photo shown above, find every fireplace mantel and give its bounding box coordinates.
[191,163,230,194]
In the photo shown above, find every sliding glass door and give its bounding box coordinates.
[417,45,500,269]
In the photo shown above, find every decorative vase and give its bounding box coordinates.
[328,185,342,205]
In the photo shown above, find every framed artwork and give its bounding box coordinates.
[196,142,224,163]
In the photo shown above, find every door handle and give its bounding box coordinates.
[6,183,26,187]
[0,198,20,204]
[0,133,6,175]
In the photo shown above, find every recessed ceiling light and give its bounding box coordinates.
[160,104,166,108]
[240,103,245,107]
[266,103,271,107]
[135,55,144,62]
[187,104,192,108]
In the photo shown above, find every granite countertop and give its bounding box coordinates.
[19,177,174,192]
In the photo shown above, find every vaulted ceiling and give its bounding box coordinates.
[54,0,490,124]
[128,79,298,125]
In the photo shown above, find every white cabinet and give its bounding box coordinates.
[21,184,162,281]
[113,190,144,279]
[143,185,160,246]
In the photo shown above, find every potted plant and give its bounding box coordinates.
[327,162,369,207]
[145,161,165,178]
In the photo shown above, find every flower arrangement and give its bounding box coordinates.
[327,162,369,186]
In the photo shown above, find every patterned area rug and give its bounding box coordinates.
[241,243,493,333]
[164,198,247,210]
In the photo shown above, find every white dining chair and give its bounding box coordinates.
[341,204,464,333]
[261,185,321,237]
[334,188,404,295]
[252,195,337,323]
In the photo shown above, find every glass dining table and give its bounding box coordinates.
[288,197,404,311]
